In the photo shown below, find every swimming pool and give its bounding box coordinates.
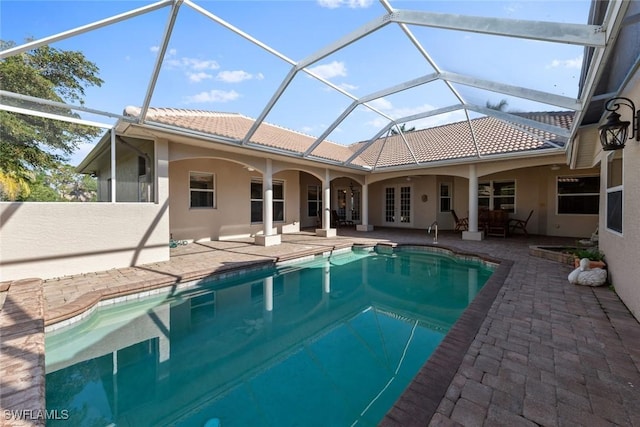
[45,247,495,427]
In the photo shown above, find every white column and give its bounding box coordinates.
[324,169,331,229]
[316,169,336,237]
[357,176,373,231]
[110,128,116,203]
[255,159,281,246]
[264,158,273,236]
[463,164,484,240]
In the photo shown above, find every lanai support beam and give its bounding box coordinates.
[463,164,484,241]
[255,158,281,246]
[316,169,336,238]
[356,176,373,232]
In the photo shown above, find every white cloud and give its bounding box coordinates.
[546,56,583,69]
[339,82,358,91]
[363,101,466,131]
[367,98,393,111]
[184,89,240,104]
[150,46,177,56]
[188,72,214,83]
[216,70,258,83]
[174,57,219,71]
[164,55,220,83]
[308,61,347,80]
[317,0,373,8]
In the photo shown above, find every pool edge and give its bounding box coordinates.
[380,257,513,427]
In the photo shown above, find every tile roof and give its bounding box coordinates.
[124,107,573,170]
[124,106,366,167]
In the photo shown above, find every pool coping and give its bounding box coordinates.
[44,241,355,328]
[380,250,512,426]
[1,241,507,426]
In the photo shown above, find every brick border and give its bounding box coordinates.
[381,258,513,426]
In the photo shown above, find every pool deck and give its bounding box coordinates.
[1,229,639,426]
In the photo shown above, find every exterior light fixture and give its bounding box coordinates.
[598,97,639,151]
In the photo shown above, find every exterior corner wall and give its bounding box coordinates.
[0,202,170,281]
[599,82,640,322]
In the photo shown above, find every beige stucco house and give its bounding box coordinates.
[0,0,638,321]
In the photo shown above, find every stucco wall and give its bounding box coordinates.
[479,166,599,238]
[599,81,640,321]
[363,166,598,236]
[0,202,170,281]
[168,158,300,240]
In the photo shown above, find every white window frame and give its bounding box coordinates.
[556,175,600,216]
[251,179,285,224]
[307,185,322,218]
[439,182,452,213]
[478,180,516,213]
[189,171,215,209]
[606,152,623,235]
[383,184,413,225]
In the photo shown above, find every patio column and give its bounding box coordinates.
[357,176,373,231]
[255,159,281,246]
[316,168,336,237]
[110,128,116,203]
[463,164,484,241]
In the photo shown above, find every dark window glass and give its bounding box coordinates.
[607,190,622,233]
[251,201,262,223]
[557,176,599,214]
[557,176,599,194]
[558,195,599,214]
[250,181,262,199]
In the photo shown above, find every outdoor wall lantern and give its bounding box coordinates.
[598,97,639,151]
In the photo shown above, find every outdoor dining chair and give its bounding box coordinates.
[509,209,534,237]
[451,210,469,231]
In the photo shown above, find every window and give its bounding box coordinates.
[557,176,599,215]
[400,186,411,222]
[307,185,322,217]
[251,179,285,223]
[384,185,411,224]
[478,180,515,213]
[440,183,451,212]
[351,189,361,221]
[190,172,215,208]
[606,154,623,233]
[385,187,395,222]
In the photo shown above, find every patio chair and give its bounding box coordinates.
[451,210,468,232]
[331,209,353,228]
[509,209,533,237]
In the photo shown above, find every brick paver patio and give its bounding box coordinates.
[1,228,639,426]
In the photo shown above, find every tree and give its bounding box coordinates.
[0,40,103,200]
[21,165,97,202]
[390,123,416,135]
[486,99,508,111]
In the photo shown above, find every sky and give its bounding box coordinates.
[0,0,592,166]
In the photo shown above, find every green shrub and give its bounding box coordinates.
[571,248,605,261]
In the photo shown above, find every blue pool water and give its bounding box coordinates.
[45,248,494,427]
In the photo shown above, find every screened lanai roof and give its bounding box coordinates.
[0,0,633,171]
